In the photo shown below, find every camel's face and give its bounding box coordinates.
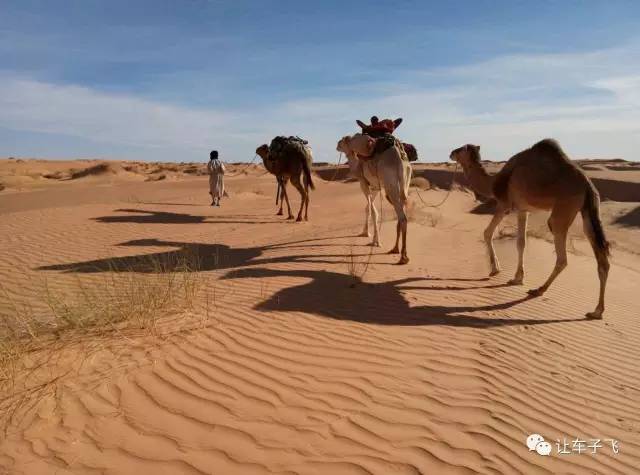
[449,144,480,165]
[347,133,375,156]
[336,136,352,154]
[256,144,269,160]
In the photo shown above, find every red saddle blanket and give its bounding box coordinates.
[356,117,418,162]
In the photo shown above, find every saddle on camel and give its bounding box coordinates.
[356,116,418,162]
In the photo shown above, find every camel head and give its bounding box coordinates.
[336,135,353,154]
[337,133,375,158]
[255,144,270,161]
[356,117,403,137]
[449,144,481,166]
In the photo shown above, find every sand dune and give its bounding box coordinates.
[1,158,640,474]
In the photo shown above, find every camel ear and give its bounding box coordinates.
[394,118,403,128]
[370,116,379,124]
[356,120,367,130]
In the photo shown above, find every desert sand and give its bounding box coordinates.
[1,156,640,474]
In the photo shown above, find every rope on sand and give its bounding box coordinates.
[224,154,260,177]
[328,152,344,182]
[412,162,459,209]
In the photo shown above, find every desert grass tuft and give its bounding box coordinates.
[0,247,209,430]
[346,244,374,285]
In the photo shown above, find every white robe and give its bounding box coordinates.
[207,160,225,199]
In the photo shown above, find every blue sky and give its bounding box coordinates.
[1,0,639,162]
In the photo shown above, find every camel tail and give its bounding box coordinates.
[301,153,315,190]
[582,181,610,256]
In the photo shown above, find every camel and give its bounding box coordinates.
[340,141,381,246]
[256,137,315,222]
[449,139,610,319]
[337,133,412,264]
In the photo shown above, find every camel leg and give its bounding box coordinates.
[291,175,306,222]
[281,181,294,220]
[276,178,284,216]
[360,195,371,237]
[388,219,400,255]
[390,199,408,264]
[359,180,371,237]
[528,207,577,296]
[582,212,610,319]
[276,180,284,215]
[303,177,310,221]
[387,193,402,255]
[509,211,528,285]
[485,206,507,276]
[370,190,381,247]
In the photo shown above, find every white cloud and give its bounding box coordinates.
[0,77,229,150]
[2,40,640,162]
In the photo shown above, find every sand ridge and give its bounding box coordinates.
[1,160,639,474]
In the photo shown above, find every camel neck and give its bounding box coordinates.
[459,160,495,199]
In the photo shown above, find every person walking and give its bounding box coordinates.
[207,150,225,206]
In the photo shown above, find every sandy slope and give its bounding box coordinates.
[1,160,640,474]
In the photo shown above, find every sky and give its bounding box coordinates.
[1,0,639,163]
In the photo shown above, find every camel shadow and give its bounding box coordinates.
[35,236,383,273]
[93,209,284,225]
[221,268,591,328]
[614,205,640,228]
[94,209,205,224]
[469,200,497,215]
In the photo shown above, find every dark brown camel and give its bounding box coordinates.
[256,137,315,221]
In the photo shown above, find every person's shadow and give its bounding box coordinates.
[221,267,590,328]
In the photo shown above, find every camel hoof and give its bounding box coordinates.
[369,241,381,247]
[397,256,409,265]
[296,217,302,222]
[359,232,371,238]
[276,211,283,216]
[287,216,294,220]
[508,278,523,286]
[586,310,604,320]
[387,248,399,255]
[527,287,544,297]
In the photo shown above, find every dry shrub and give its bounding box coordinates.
[0,248,207,428]
[346,245,373,284]
[43,171,65,180]
[145,173,166,182]
[70,163,112,179]
[124,194,143,204]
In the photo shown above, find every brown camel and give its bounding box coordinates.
[449,139,610,319]
[256,137,315,221]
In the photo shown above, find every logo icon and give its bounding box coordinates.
[527,434,551,456]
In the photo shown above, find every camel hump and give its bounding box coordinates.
[531,138,567,157]
[269,136,310,160]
